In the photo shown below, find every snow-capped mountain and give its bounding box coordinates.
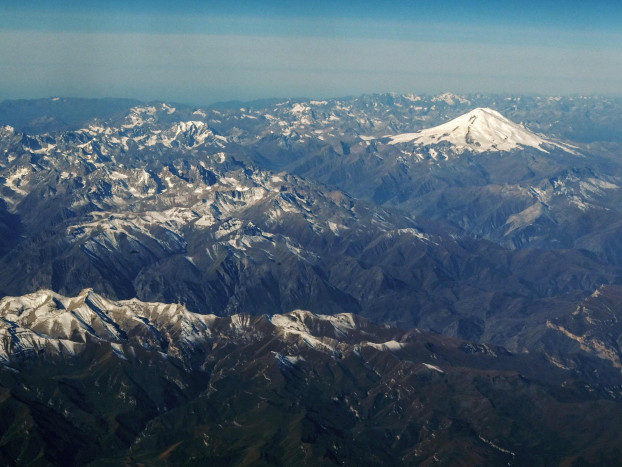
[387,107,577,155]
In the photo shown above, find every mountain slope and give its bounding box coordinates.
[1,290,622,465]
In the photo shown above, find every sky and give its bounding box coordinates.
[1,1,622,105]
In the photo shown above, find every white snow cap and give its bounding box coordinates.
[389,107,573,154]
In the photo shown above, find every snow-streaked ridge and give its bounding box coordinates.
[0,289,215,362]
[0,291,410,364]
[388,107,577,155]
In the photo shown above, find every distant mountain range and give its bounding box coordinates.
[2,93,622,464]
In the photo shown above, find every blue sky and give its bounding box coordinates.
[1,1,621,104]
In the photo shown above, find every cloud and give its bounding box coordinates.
[1,30,621,103]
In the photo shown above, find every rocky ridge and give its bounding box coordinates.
[1,290,622,465]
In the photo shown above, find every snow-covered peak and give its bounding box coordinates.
[0,125,16,136]
[141,121,217,148]
[268,310,361,352]
[122,106,157,128]
[389,108,575,154]
[431,92,471,105]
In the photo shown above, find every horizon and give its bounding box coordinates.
[2,1,622,104]
[2,92,622,111]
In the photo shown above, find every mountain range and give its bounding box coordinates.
[2,93,622,464]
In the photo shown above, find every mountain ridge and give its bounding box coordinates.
[2,288,622,465]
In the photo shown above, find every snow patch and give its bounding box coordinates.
[504,203,546,235]
[364,340,403,352]
[422,363,444,373]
